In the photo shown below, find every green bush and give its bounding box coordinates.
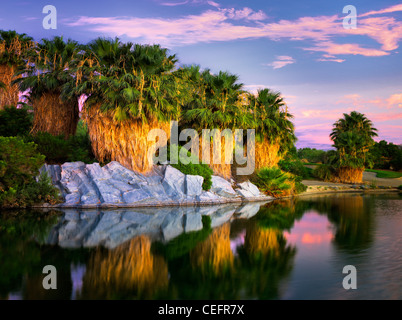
[0,137,61,208]
[0,173,61,208]
[0,136,45,189]
[168,144,213,191]
[313,164,335,181]
[397,185,402,190]
[29,132,70,164]
[27,122,95,164]
[297,148,327,163]
[251,166,307,197]
[278,159,309,179]
[251,167,292,197]
[0,105,33,137]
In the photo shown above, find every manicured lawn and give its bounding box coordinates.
[365,169,402,179]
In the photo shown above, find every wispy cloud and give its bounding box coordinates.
[360,4,402,17]
[266,55,295,69]
[65,4,402,60]
[160,1,189,6]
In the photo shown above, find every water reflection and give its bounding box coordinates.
[80,235,168,299]
[190,223,234,275]
[1,193,400,299]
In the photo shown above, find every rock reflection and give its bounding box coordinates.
[80,235,168,299]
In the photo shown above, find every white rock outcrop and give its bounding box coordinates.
[39,161,273,208]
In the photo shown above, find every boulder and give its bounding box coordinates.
[236,181,261,197]
[210,176,238,198]
[162,166,186,200]
[185,175,204,197]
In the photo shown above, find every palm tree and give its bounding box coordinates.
[73,38,180,173]
[330,111,378,143]
[330,111,377,183]
[15,36,82,137]
[0,30,34,108]
[251,88,296,170]
[180,68,252,178]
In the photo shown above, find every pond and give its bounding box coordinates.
[0,193,401,300]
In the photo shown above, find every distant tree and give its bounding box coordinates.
[369,140,402,171]
[297,148,327,163]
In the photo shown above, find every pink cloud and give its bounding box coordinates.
[360,4,402,17]
[317,58,345,63]
[159,1,189,6]
[226,7,267,21]
[387,94,402,108]
[305,41,390,57]
[266,55,295,69]
[64,4,402,59]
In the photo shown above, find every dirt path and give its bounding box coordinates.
[362,171,402,187]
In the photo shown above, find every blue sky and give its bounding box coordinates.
[1,0,401,148]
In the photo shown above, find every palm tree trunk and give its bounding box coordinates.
[83,106,171,173]
[337,167,364,184]
[199,136,232,179]
[255,140,282,170]
[31,92,79,137]
[0,64,19,109]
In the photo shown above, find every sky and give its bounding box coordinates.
[1,0,401,149]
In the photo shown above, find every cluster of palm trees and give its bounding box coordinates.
[0,30,296,177]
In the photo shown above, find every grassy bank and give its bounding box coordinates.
[365,169,402,179]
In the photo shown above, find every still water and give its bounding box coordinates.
[1,193,401,300]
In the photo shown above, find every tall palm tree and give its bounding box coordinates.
[73,38,180,173]
[330,111,378,144]
[251,88,296,170]
[180,68,253,178]
[15,36,82,137]
[0,30,34,108]
[330,111,377,183]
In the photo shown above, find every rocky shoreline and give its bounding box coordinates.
[38,161,274,209]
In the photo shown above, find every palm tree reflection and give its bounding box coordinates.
[80,235,168,299]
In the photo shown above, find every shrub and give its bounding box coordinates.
[19,173,61,206]
[0,105,33,137]
[168,144,213,191]
[278,159,309,179]
[397,185,402,190]
[27,122,95,164]
[251,167,293,197]
[29,132,70,164]
[313,164,335,182]
[0,136,45,189]
[0,173,61,208]
[251,166,308,197]
[0,137,61,208]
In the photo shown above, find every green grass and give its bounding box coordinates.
[365,169,402,179]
